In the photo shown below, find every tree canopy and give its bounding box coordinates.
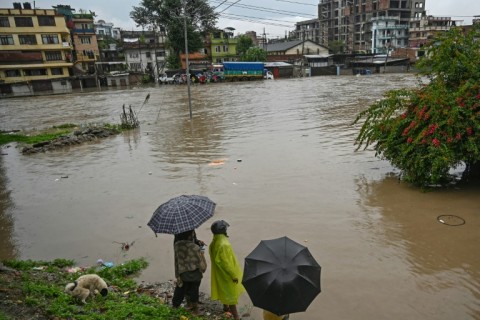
[353,25,480,187]
[241,47,267,62]
[130,0,218,68]
[237,35,254,58]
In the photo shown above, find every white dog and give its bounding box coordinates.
[64,274,108,304]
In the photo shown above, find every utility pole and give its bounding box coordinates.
[183,0,192,119]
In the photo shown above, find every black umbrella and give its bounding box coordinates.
[147,195,216,235]
[242,236,321,316]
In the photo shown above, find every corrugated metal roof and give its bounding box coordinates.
[264,40,303,52]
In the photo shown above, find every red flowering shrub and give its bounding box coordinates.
[354,25,480,187]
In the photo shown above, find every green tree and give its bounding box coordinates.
[353,25,480,187]
[237,35,254,58]
[329,40,344,54]
[242,47,266,62]
[130,0,218,62]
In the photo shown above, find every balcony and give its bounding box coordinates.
[73,28,95,34]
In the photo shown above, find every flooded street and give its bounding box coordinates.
[1,74,479,319]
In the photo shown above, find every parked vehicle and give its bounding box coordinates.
[264,71,274,80]
[158,73,175,84]
[222,62,264,81]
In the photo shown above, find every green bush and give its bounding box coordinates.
[354,25,480,187]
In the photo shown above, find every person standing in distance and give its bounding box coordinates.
[209,220,245,320]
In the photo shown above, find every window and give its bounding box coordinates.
[129,53,139,59]
[0,35,14,45]
[45,51,62,61]
[19,35,37,45]
[145,52,151,58]
[82,50,95,59]
[5,70,21,77]
[215,46,221,52]
[14,17,33,27]
[42,34,59,44]
[50,68,64,75]
[38,16,55,26]
[130,63,141,71]
[0,17,10,27]
[223,45,228,52]
[24,69,48,76]
[81,23,89,29]
[80,36,91,44]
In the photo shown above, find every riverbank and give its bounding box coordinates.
[0,259,231,320]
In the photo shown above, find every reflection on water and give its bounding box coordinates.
[0,153,17,260]
[0,74,479,319]
[356,176,480,319]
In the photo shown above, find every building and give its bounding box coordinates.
[95,19,121,40]
[290,19,321,43]
[70,12,99,74]
[318,0,426,53]
[408,15,459,48]
[209,28,239,63]
[265,39,329,63]
[371,15,408,54]
[0,2,73,96]
[121,30,167,81]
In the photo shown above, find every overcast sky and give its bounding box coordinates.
[30,0,480,38]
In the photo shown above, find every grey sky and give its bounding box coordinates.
[28,0,480,38]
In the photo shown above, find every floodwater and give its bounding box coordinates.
[1,74,479,320]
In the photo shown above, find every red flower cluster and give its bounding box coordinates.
[402,120,416,136]
[427,123,439,135]
[466,127,473,136]
[432,138,441,147]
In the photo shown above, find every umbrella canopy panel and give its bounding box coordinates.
[243,236,321,316]
[147,195,216,235]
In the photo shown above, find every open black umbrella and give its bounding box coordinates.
[147,195,215,235]
[242,236,321,316]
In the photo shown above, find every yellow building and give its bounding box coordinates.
[0,2,73,95]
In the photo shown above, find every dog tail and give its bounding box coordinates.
[70,281,78,291]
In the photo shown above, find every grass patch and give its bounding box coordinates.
[0,258,223,320]
[0,123,126,147]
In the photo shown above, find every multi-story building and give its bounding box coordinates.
[70,12,99,74]
[371,16,408,53]
[408,15,458,48]
[95,19,121,41]
[209,29,238,63]
[290,19,321,43]
[121,30,167,81]
[0,2,73,96]
[318,0,426,53]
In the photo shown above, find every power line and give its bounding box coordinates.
[218,0,242,14]
[222,12,299,24]
[273,0,318,6]
[220,13,294,27]
[210,0,316,17]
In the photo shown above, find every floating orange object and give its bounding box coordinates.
[208,159,226,166]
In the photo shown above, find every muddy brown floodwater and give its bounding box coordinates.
[1,74,479,320]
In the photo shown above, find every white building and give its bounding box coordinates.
[121,30,168,82]
[371,16,408,54]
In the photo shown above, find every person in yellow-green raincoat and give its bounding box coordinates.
[209,220,245,320]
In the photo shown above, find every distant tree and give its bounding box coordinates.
[329,40,344,54]
[237,35,254,58]
[353,25,480,187]
[242,47,266,62]
[130,0,218,64]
